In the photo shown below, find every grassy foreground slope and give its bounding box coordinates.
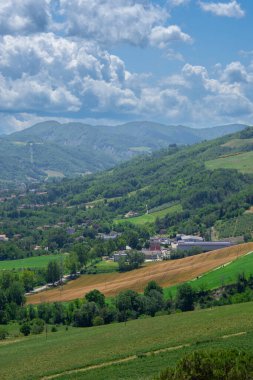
[1,302,253,380]
[27,243,253,304]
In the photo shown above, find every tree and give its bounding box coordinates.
[127,250,145,270]
[65,252,80,275]
[7,281,25,306]
[46,261,61,285]
[176,283,195,312]
[145,290,164,317]
[73,243,90,268]
[73,302,99,327]
[144,281,163,296]
[85,289,105,308]
[115,290,141,321]
[21,270,35,292]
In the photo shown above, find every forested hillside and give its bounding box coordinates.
[0,121,248,184]
[0,127,252,264]
[52,127,253,237]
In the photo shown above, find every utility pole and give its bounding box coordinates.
[29,143,34,165]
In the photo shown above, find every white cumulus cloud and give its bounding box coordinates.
[149,25,192,49]
[199,1,245,18]
[59,0,167,46]
[0,0,51,35]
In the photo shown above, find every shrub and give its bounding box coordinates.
[155,348,253,380]
[20,323,31,336]
[51,325,58,332]
[0,328,9,340]
[31,318,45,334]
[92,316,104,326]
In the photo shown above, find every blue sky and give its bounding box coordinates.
[0,0,252,133]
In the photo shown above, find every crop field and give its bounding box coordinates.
[115,203,182,225]
[205,150,253,174]
[27,243,253,304]
[0,254,66,271]
[1,302,253,380]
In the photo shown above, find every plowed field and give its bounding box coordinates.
[27,242,253,304]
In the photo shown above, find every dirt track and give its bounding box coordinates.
[28,243,253,304]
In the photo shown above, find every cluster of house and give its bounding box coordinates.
[111,234,234,262]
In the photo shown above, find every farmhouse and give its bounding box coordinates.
[124,211,138,218]
[0,234,8,241]
[142,250,162,261]
[97,231,121,240]
[113,252,128,262]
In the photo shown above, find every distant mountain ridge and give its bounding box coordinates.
[0,121,249,185]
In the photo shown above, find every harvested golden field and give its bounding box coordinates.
[27,243,253,304]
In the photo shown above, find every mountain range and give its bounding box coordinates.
[0,120,249,184]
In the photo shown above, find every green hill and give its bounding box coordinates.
[44,126,253,238]
[0,121,248,185]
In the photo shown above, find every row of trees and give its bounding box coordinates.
[2,270,253,327]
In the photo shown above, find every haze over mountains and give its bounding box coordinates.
[0,121,249,184]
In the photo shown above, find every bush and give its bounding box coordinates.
[155,349,253,380]
[0,328,9,340]
[31,318,45,334]
[20,322,31,336]
[51,325,58,332]
[92,316,104,326]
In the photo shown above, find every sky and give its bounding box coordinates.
[0,0,252,134]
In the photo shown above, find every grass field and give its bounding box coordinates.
[206,150,253,174]
[92,260,119,273]
[27,243,253,304]
[222,138,253,148]
[0,254,66,271]
[1,302,253,380]
[44,170,65,178]
[115,203,182,225]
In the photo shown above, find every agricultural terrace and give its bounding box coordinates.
[206,151,253,174]
[27,243,253,304]
[0,254,66,271]
[1,302,253,380]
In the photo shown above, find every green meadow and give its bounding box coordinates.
[206,151,253,174]
[115,203,182,225]
[0,254,65,271]
[1,302,253,380]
